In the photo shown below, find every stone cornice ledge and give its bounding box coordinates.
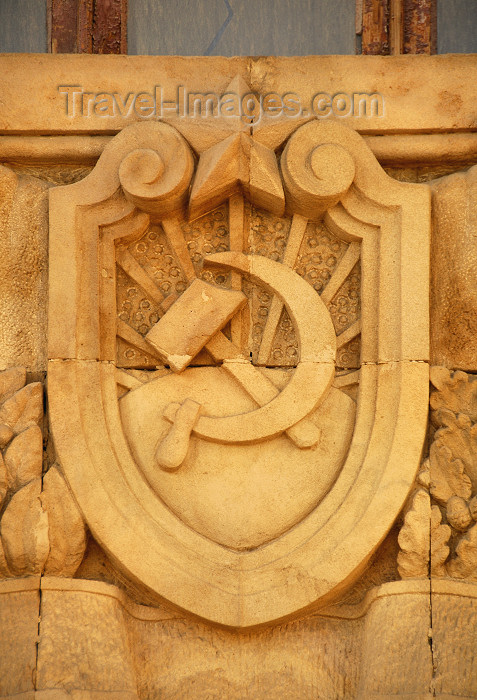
[0,54,475,137]
[1,132,477,166]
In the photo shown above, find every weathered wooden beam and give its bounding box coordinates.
[361,0,390,55]
[49,0,127,54]
[360,0,435,55]
[390,0,403,54]
[93,0,127,54]
[77,0,93,53]
[48,0,79,53]
[403,0,436,54]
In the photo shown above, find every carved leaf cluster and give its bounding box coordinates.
[430,503,451,576]
[430,366,477,423]
[0,368,86,578]
[398,488,451,579]
[399,367,477,580]
[398,488,431,578]
[447,523,477,580]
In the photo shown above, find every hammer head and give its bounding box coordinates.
[145,279,247,372]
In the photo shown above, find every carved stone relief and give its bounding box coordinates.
[47,117,429,627]
[2,54,477,698]
[0,367,86,579]
[399,367,477,580]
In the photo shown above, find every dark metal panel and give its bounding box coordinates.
[128,0,356,56]
[0,0,47,52]
[438,0,477,53]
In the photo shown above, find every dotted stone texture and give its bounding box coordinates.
[330,263,361,369]
[128,225,188,299]
[249,206,292,262]
[182,203,231,284]
[0,167,48,373]
[430,165,477,371]
[116,266,162,338]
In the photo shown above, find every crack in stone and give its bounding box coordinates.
[429,509,436,697]
[34,579,42,692]
[35,377,48,694]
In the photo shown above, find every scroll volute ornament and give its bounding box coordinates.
[281,128,356,218]
[119,132,194,217]
[48,120,430,627]
[48,122,195,362]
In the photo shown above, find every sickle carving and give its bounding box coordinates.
[180,252,337,445]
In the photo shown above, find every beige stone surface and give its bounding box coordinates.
[357,581,434,699]
[121,376,355,549]
[431,579,477,699]
[41,466,87,578]
[430,166,477,371]
[145,279,247,370]
[0,382,43,434]
[0,56,475,374]
[3,132,477,167]
[37,579,137,699]
[128,600,363,700]
[189,131,285,219]
[0,167,48,373]
[1,479,49,577]
[0,576,475,699]
[4,425,43,491]
[0,578,40,699]
[0,55,476,136]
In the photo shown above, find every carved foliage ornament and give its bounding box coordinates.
[398,368,477,580]
[48,120,430,627]
[0,368,86,577]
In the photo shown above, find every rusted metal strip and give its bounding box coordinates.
[361,0,390,55]
[403,0,436,54]
[49,0,127,54]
